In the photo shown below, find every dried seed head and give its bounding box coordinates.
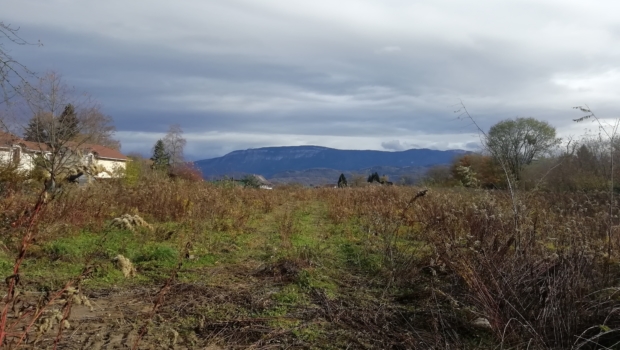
[113,254,137,278]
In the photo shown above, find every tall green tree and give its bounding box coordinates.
[337,173,348,188]
[367,172,381,183]
[486,117,560,180]
[57,103,79,140]
[23,114,49,142]
[151,139,170,171]
[23,104,79,144]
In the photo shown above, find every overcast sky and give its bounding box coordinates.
[4,0,620,160]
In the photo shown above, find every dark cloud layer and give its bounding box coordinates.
[4,1,620,159]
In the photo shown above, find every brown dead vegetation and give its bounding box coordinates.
[2,170,620,348]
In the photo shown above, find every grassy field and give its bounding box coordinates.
[1,178,620,349]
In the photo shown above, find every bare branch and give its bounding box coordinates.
[5,71,119,185]
[163,124,186,168]
[0,21,38,106]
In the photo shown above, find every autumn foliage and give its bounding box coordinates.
[170,162,203,182]
[425,153,505,189]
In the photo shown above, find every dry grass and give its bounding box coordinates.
[2,172,620,348]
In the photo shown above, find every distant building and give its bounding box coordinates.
[253,175,273,189]
[0,132,128,179]
[230,174,274,189]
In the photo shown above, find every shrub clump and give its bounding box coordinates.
[110,214,153,232]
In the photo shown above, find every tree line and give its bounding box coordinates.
[118,124,204,184]
[150,124,191,173]
[424,115,620,192]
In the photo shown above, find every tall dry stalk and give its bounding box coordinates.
[574,105,620,257]
[455,101,521,235]
[132,241,192,350]
[0,190,47,345]
[0,186,91,346]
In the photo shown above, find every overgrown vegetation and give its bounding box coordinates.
[1,165,620,348]
[3,26,619,347]
[424,111,620,194]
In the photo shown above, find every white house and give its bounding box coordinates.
[77,143,129,178]
[0,131,128,179]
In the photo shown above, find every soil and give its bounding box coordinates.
[6,260,432,349]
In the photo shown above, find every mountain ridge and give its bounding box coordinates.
[195,145,467,184]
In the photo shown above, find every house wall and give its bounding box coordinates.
[2,147,127,178]
[0,148,11,165]
[0,147,38,172]
[96,158,126,178]
[16,151,38,172]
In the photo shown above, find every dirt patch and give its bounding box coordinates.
[5,271,473,349]
[253,258,307,283]
[5,289,186,350]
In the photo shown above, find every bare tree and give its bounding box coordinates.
[1,22,39,134]
[74,104,120,150]
[11,71,119,186]
[163,124,186,168]
[0,22,36,105]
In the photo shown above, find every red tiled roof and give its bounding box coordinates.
[0,132,127,160]
[81,143,128,160]
[0,131,21,146]
[18,140,51,152]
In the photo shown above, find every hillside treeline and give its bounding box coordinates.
[424,115,619,191]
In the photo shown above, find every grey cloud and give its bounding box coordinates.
[465,141,482,150]
[375,46,402,54]
[4,0,620,160]
[381,140,406,151]
[381,140,420,151]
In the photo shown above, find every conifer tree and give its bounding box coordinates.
[24,104,79,144]
[367,172,381,183]
[151,139,170,171]
[337,173,348,188]
[57,103,79,141]
[23,114,49,142]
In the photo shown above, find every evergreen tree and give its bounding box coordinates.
[367,172,381,183]
[57,104,79,141]
[24,104,79,144]
[337,173,348,188]
[23,115,49,142]
[151,139,170,171]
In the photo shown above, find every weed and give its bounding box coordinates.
[3,173,620,348]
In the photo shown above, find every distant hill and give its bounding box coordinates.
[195,146,467,185]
